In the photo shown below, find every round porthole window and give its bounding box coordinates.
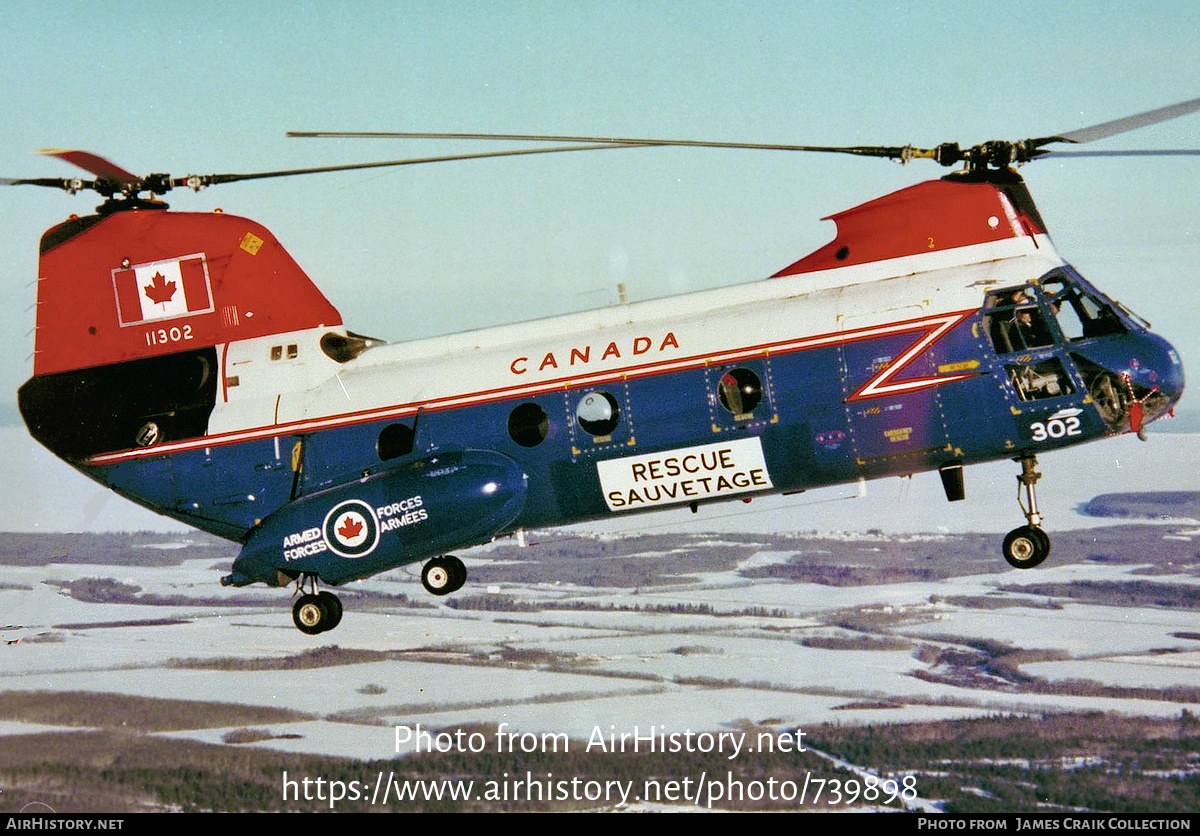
[575,391,620,436]
[717,368,763,414]
[508,402,549,447]
[377,422,415,461]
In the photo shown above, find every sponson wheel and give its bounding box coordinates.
[318,590,343,631]
[293,593,328,634]
[445,555,467,591]
[1002,525,1050,569]
[292,591,343,634]
[422,555,467,595]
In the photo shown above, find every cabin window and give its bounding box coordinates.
[287,344,298,359]
[377,422,415,461]
[717,367,763,415]
[270,345,283,361]
[575,391,620,436]
[508,402,549,447]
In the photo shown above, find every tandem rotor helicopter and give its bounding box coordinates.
[5,98,1195,634]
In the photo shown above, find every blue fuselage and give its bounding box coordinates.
[64,264,1180,587]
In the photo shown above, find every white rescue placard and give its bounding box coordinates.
[597,437,773,511]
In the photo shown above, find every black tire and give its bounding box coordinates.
[444,555,467,592]
[293,593,329,634]
[318,591,343,631]
[1002,525,1050,569]
[422,557,455,595]
[1030,526,1051,561]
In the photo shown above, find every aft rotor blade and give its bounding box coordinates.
[6,144,637,195]
[39,149,141,184]
[1,176,94,188]
[1048,96,1200,144]
[176,143,642,189]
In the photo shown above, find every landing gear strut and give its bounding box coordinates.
[292,575,343,634]
[421,555,467,596]
[1003,456,1051,569]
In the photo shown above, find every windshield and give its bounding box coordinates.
[1040,268,1130,341]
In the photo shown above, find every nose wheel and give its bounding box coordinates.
[1003,456,1051,569]
[422,555,467,595]
[1002,524,1050,568]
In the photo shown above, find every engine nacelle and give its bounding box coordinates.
[223,447,527,587]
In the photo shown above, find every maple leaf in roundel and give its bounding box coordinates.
[338,515,364,540]
[143,271,177,305]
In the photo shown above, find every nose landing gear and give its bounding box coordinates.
[1003,456,1051,569]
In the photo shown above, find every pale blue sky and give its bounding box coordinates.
[2,1,1199,530]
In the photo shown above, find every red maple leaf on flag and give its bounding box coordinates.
[143,271,177,305]
[337,516,364,540]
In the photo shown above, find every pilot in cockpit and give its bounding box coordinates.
[993,288,1053,352]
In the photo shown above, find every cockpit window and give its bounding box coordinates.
[1041,274,1127,341]
[985,286,1054,354]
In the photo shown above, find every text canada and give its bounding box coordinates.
[509,332,680,375]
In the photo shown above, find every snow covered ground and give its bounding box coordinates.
[1,524,1196,761]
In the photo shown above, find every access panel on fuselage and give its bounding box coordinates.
[838,307,949,476]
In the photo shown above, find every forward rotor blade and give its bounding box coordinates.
[1049,96,1200,144]
[294,96,1200,166]
[288,130,917,161]
[1040,149,1200,158]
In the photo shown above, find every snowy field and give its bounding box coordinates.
[2,523,1197,762]
[1,431,1198,761]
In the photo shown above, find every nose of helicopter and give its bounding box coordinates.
[1129,331,1185,422]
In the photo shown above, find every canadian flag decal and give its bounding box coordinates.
[112,254,214,326]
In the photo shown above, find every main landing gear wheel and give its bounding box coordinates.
[1002,525,1050,569]
[318,590,343,630]
[292,590,343,634]
[421,555,467,596]
[1002,455,1052,569]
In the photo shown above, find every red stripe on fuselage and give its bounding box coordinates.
[846,311,976,400]
[112,268,143,324]
[180,256,211,312]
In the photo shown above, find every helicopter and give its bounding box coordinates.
[5,98,1194,634]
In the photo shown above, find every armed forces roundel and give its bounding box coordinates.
[323,500,380,558]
